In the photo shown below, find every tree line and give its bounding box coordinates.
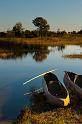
[0,17,82,38]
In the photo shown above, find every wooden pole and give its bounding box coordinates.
[23,69,57,85]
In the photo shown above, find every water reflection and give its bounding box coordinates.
[0,45,65,61]
[0,45,82,121]
[57,45,65,52]
[62,45,82,60]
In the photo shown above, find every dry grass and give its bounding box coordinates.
[16,108,82,124]
[63,54,82,59]
[0,52,15,59]
[16,92,82,124]
[1,36,82,124]
[0,36,82,46]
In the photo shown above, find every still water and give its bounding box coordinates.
[0,45,82,120]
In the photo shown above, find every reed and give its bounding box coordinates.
[0,36,82,46]
[63,54,82,59]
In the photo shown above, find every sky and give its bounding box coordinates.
[0,0,82,32]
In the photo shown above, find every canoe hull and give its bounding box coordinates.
[64,72,82,99]
[42,73,70,106]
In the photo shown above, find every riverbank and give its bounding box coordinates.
[0,37,82,124]
[0,36,82,46]
[15,92,82,124]
[0,120,13,124]
[0,36,82,60]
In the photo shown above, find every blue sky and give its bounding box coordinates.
[0,0,82,32]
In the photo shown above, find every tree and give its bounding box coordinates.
[24,30,31,38]
[12,22,23,37]
[32,17,50,37]
[0,32,6,37]
[6,30,15,37]
[77,29,82,34]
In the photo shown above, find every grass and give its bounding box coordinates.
[0,51,15,59]
[1,36,82,123]
[15,92,82,124]
[63,54,82,59]
[0,35,82,46]
[0,36,82,60]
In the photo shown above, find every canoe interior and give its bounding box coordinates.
[44,72,67,98]
[66,72,76,82]
[67,72,82,88]
[76,76,82,88]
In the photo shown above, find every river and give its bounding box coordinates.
[0,45,82,121]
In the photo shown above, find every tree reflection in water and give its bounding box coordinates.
[57,45,65,52]
[0,44,65,62]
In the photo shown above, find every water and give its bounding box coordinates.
[0,45,82,120]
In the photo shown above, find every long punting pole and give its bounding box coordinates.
[23,69,57,85]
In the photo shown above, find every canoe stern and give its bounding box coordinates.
[63,95,70,106]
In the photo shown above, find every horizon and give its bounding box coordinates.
[0,0,82,32]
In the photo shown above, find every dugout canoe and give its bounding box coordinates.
[42,72,70,106]
[64,71,82,99]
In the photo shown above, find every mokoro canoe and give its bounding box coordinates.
[42,72,70,106]
[64,71,82,99]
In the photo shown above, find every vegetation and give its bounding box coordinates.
[0,35,82,46]
[63,54,82,59]
[1,17,82,124]
[12,22,24,37]
[15,92,82,124]
[0,16,82,39]
[32,17,50,37]
[0,44,50,61]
